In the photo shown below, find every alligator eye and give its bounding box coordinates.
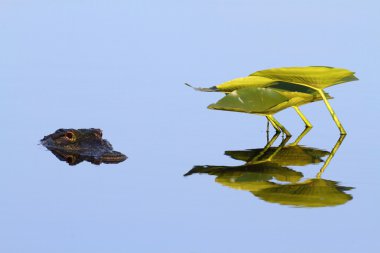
[65,131,76,142]
[66,155,76,165]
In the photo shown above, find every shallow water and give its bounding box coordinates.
[1,1,380,252]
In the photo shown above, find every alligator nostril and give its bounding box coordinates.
[95,129,103,138]
[66,155,75,164]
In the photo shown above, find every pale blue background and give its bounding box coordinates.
[1,0,379,252]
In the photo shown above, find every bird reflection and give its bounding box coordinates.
[184,131,353,208]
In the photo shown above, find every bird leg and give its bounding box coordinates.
[267,115,292,137]
[267,134,291,161]
[317,89,347,135]
[289,127,312,146]
[266,116,281,133]
[293,106,312,128]
[316,134,346,178]
[248,132,280,163]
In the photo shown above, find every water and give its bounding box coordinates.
[1,1,379,252]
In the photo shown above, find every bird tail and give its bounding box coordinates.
[184,83,218,92]
[324,92,334,100]
[314,91,334,100]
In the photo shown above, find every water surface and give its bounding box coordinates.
[1,1,379,252]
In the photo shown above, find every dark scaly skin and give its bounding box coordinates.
[41,128,127,165]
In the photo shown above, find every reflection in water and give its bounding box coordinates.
[185,132,353,208]
[41,128,127,165]
[254,178,353,207]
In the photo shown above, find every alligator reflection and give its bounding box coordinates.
[185,130,353,208]
[41,128,127,165]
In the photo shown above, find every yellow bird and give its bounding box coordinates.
[207,87,331,136]
[187,66,358,135]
